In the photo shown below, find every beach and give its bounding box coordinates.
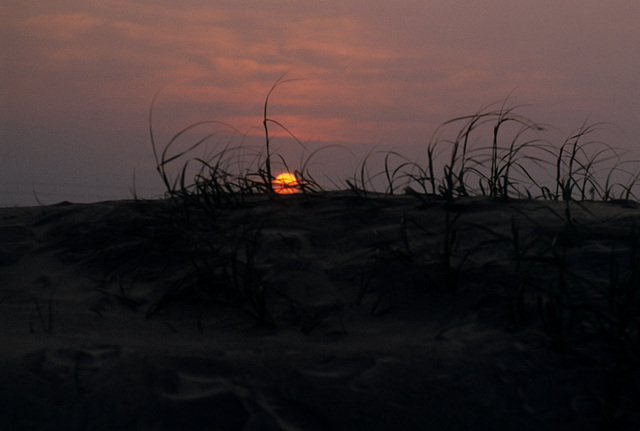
[1,192,639,430]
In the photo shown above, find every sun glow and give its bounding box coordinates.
[273,172,299,195]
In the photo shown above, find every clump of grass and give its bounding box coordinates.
[345,150,417,197]
[396,103,549,201]
[539,121,630,201]
[147,76,328,325]
[150,75,324,209]
[348,102,640,204]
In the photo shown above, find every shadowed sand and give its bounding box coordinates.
[1,193,639,430]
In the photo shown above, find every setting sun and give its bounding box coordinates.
[273,172,299,195]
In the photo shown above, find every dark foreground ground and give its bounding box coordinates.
[1,193,639,430]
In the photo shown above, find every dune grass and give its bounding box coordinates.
[147,77,330,325]
[146,83,640,422]
[147,81,640,313]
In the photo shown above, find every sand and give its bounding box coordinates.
[1,192,638,430]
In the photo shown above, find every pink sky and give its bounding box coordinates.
[2,1,639,205]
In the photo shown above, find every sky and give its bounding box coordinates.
[2,1,639,205]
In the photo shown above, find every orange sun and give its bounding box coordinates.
[273,172,299,195]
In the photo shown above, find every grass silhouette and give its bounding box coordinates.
[145,81,640,425]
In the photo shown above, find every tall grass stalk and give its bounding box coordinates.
[29,285,55,334]
[262,73,304,191]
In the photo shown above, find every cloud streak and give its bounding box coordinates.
[2,1,640,204]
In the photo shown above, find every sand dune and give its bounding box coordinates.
[1,193,639,430]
